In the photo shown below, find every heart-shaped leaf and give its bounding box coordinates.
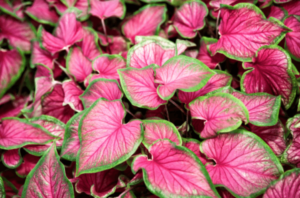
[23,115,66,156]
[155,55,215,100]
[39,12,83,54]
[284,15,300,61]
[122,4,167,43]
[118,64,166,110]
[241,45,297,109]
[209,3,290,61]
[92,54,126,80]
[263,168,300,198]
[189,92,249,138]
[283,114,300,167]
[66,47,92,82]
[232,90,281,126]
[90,0,125,20]
[75,169,127,197]
[178,71,232,108]
[132,140,220,198]
[1,149,22,169]
[249,122,286,156]
[26,0,59,26]
[201,130,284,197]
[22,144,75,198]
[0,118,56,149]
[0,49,25,98]
[62,80,84,112]
[0,16,35,52]
[173,0,208,38]
[142,119,182,149]
[76,99,143,175]
[197,37,226,69]
[80,79,123,109]
[61,111,84,161]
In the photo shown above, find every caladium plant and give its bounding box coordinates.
[1,0,300,197]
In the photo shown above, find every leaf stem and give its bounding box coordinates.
[165,104,170,121]
[186,110,189,135]
[197,31,201,39]
[126,109,137,119]
[216,10,221,38]
[101,19,111,54]
[170,99,186,115]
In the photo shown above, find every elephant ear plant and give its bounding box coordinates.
[0,0,300,197]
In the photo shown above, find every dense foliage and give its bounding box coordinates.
[0,0,300,197]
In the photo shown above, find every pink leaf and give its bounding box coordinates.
[0,95,29,120]
[62,80,84,112]
[201,130,284,197]
[182,138,208,165]
[26,0,59,25]
[0,16,35,52]
[42,84,75,123]
[197,37,226,69]
[189,93,249,138]
[127,38,177,69]
[61,111,83,161]
[90,0,125,20]
[0,49,25,98]
[132,140,219,198]
[75,169,127,197]
[31,41,58,69]
[241,45,297,109]
[284,114,300,167]
[0,0,25,20]
[80,79,122,109]
[109,36,128,55]
[2,149,22,169]
[21,144,75,198]
[24,115,65,155]
[77,27,101,60]
[284,15,300,61]
[209,4,289,61]
[268,6,287,21]
[16,154,40,178]
[178,71,232,108]
[263,169,300,198]
[76,99,143,175]
[249,122,286,156]
[122,4,167,43]
[66,47,92,82]
[40,12,83,54]
[210,0,256,11]
[118,65,166,110]
[155,55,215,100]
[282,1,300,16]
[142,119,182,148]
[92,54,126,80]
[232,90,281,126]
[173,0,208,38]
[0,118,56,149]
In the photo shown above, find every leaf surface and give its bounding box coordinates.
[62,80,84,112]
[90,0,125,20]
[284,15,300,61]
[76,99,143,175]
[155,55,215,100]
[209,4,289,61]
[189,93,249,138]
[173,0,208,38]
[80,79,122,109]
[22,144,75,198]
[118,65,166,109]
[132,140,219,198]
[201,130,284,197]
[2,149,22,169]
[26,0,59,25]
[241,45,297,109]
